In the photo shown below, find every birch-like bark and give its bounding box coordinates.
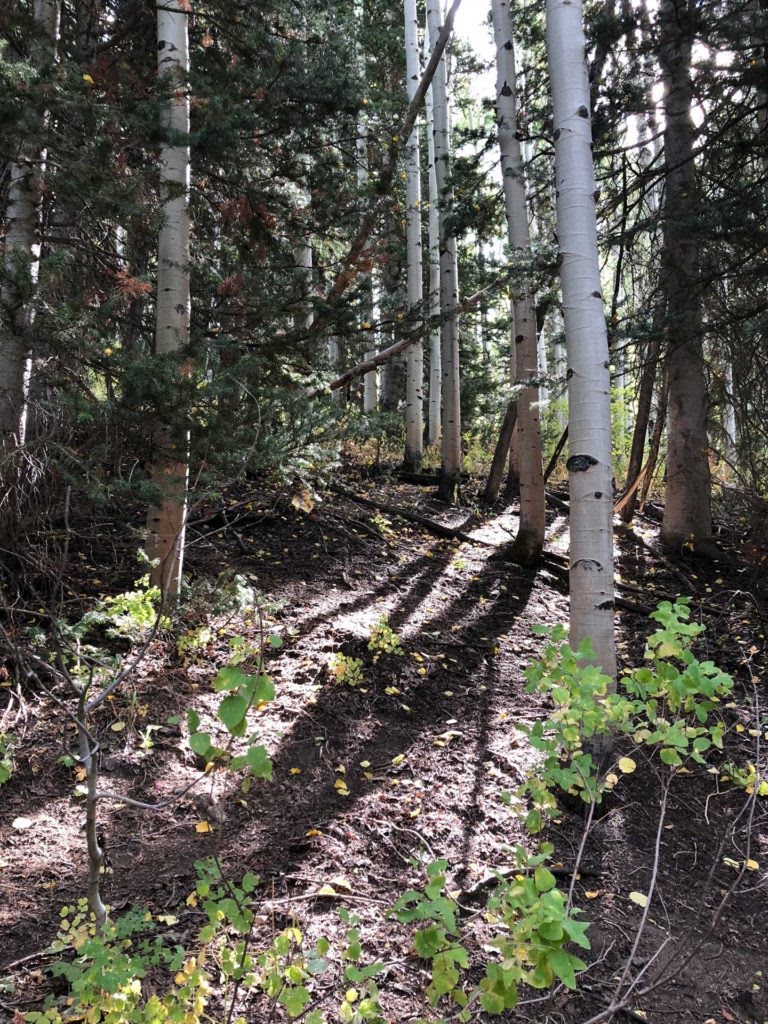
[355,0,379,413]
[425,25,442,446]
[145,2,191,600]
[657,0,718,557]
[428,0,462,502]
[0,1,60,458]
[403,0,424,471]
[492,0,545,564]
[546,0,616,684]
[294,154,314,333]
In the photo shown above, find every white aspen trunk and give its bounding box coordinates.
[546,0,617,685]
[492,0,545,564]
[145,2,191,600]
[355,0,379,412]
[657,0,717,557]
[0,0,60,455]
[427,0,462,502]
[723,358,737,467]
[425,25,442,447]
[553,315,567,428]
[294,154,314,333]
[403,0,424,471]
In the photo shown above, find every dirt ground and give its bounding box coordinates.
[1,463,767,1023]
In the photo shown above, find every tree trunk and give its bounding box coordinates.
[144,1,191,600]
[425,22,442,446]
[355,0,379,413]
[657,0,718,557]
[428,0,462,503]
[0,1,60,460]
[492,0,546,564]
[483,400,518,504]
[403,0,424,471]
[620,280,666,523]
[546,0,617,684]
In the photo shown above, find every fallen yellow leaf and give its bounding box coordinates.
[628,891,648,908]
[195,820,211,833]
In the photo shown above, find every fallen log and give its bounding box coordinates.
[329,485,495,546]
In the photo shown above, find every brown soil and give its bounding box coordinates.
[1,464,767,1024]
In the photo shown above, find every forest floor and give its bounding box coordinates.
[1,455,767,1024]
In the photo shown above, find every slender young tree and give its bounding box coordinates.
[403,0,424,472]
[0,1,60,460]
[428,0,462,502]
[657,0,718,557]
[354,0,380,413]
[425,24,442,447]
[144,0,191,599]
[491,0,545,564]
[546,0,617,683]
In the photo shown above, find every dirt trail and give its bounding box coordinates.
[1,471,766,1022]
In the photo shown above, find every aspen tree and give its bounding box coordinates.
[657,0,718,557]
[425,26,442,447]
[0,1,60,459]
[403,0,424,472]
[491,0,545,564]
[546,0,616,683]
[427,0,462,503]
[144,1,191,600]
[354,0,379,413]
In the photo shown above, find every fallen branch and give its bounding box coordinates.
[329,485,494,546]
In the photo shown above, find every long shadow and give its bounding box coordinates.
[1,523,560,967]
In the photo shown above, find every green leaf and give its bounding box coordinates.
[218,693,248,731]
[187,709,201,733]
[660,747,682,766]
[547,948,577,989]
[189,732,211,756]
[268,634,283,648]
[214,665,247,692]
[413,925,444,958]
[534,866,556,893]
[241,872,259,893]
[480,990,506,1014]
[246,745,272,779]
[251,674,276,703]
[279,985,311,1017]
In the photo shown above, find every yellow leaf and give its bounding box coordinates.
[186,892,198,907]
[617,757,637,774]
[156,914,178,925]
[289,767,301,775]
[656,641,679,658]
[195,820,211,833]
[735,724,745,733]
[345,989,359,1003]
[584,890,601,899]
[628,891,648,908]
[306,828,322,837]
[175,972,187,986]
[336,764,346,774]
[745,859,760,871]
[317,884,337,897]
[359,760,371,768]
[82,73,94,85]
[110,721,126,732]
[291,487,314,513]
[723,856,740,869]
[391,754,405,766]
